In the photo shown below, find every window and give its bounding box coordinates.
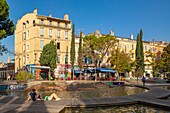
[57,30,60,38]
[26,54,29,63]
[107,51,109,56]
[132,53,134,58]
[33,20,35,25]
[40,40,44,49]
[57,43,60,49]
[26,44,29,50]
[23,23,26,29]
[28,30,29,37]
[65,31,68,39]
[57,55,60,63]
[22,32,26,40]
[160,48,162,52]
[49,29,52,37]
[65,23,68,28]
[40,28,44,36]
[26,20,29,24]
[23,44,26,52]
[23,56,25,64]
[58,22,60,27]
[145,46,147,51]
[156,48,158,52]
[40,19,44,24]
[49,21,52,25]
[122,43,124,48]
[118,42,120,48]
[132,44,134,50]
[65,55,68,64]
[34,53,37,62]
[152,47,154,52]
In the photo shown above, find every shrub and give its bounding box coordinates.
[16,71,33,82]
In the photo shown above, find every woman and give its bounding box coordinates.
[43,93,60,101]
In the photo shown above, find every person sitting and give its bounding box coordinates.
[25,88,38,102]
[43,93,60,101]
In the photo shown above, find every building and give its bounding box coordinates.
[87,30,168,77]
[15,8,72,79]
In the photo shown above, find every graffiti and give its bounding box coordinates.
[0,84,27,91]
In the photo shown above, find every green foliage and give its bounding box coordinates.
[70,24,75,67]
[16,72,33,81]
[159,44,170,73]
[108,48,134,74]
[39,40,57,71]
[83,35,117,67]
[135,29,145,77]
[78,32,83,69]
[0,0,14,55]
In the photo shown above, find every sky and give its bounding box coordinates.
[1,0,170,63]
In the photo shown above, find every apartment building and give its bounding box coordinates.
[87,30,168,77]
[15,9,72,78]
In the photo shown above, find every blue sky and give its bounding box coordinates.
[1,0,170,63]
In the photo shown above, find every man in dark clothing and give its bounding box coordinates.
[25,88,37,102]
[141,76,146,86]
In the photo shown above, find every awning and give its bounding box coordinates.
[86,69,96,73]
[96,68,116,73]
[30,66,50,69]
[74,70,84,74]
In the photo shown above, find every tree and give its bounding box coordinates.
[108,48,134,76]
[145,50,159,77]
[160,44,170,73]
[70,24,75,79]
[135,29,144,78]
[39,41,57,71]
[78,32,83,80]
[78,32,83,69]
[0,0,14,55]
[83,35,117,68]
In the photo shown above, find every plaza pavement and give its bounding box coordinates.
[0,80,170,113]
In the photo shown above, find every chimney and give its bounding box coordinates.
[64,14,69,20]
[33,8,38,15]
[110,30,114,36]
[130,34,133,40]
[7,57,10,63]
[49,14,52,17]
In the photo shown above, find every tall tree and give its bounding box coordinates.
[78,32,83,80]
[0,0,14,55]
[135,29,145,78]
[70,24,75,79]
[78,32,83,69]
[39,41,57,71]
[83,35,117,68]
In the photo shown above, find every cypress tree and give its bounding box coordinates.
[135,29,144,77]
[78,32,83,69]
[78,32,83,80]
[70,24,75,79]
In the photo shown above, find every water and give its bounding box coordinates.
[62,104,170,113]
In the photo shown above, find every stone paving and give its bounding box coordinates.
[0,81,170,113]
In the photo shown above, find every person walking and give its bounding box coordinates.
[141,76,146,86]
